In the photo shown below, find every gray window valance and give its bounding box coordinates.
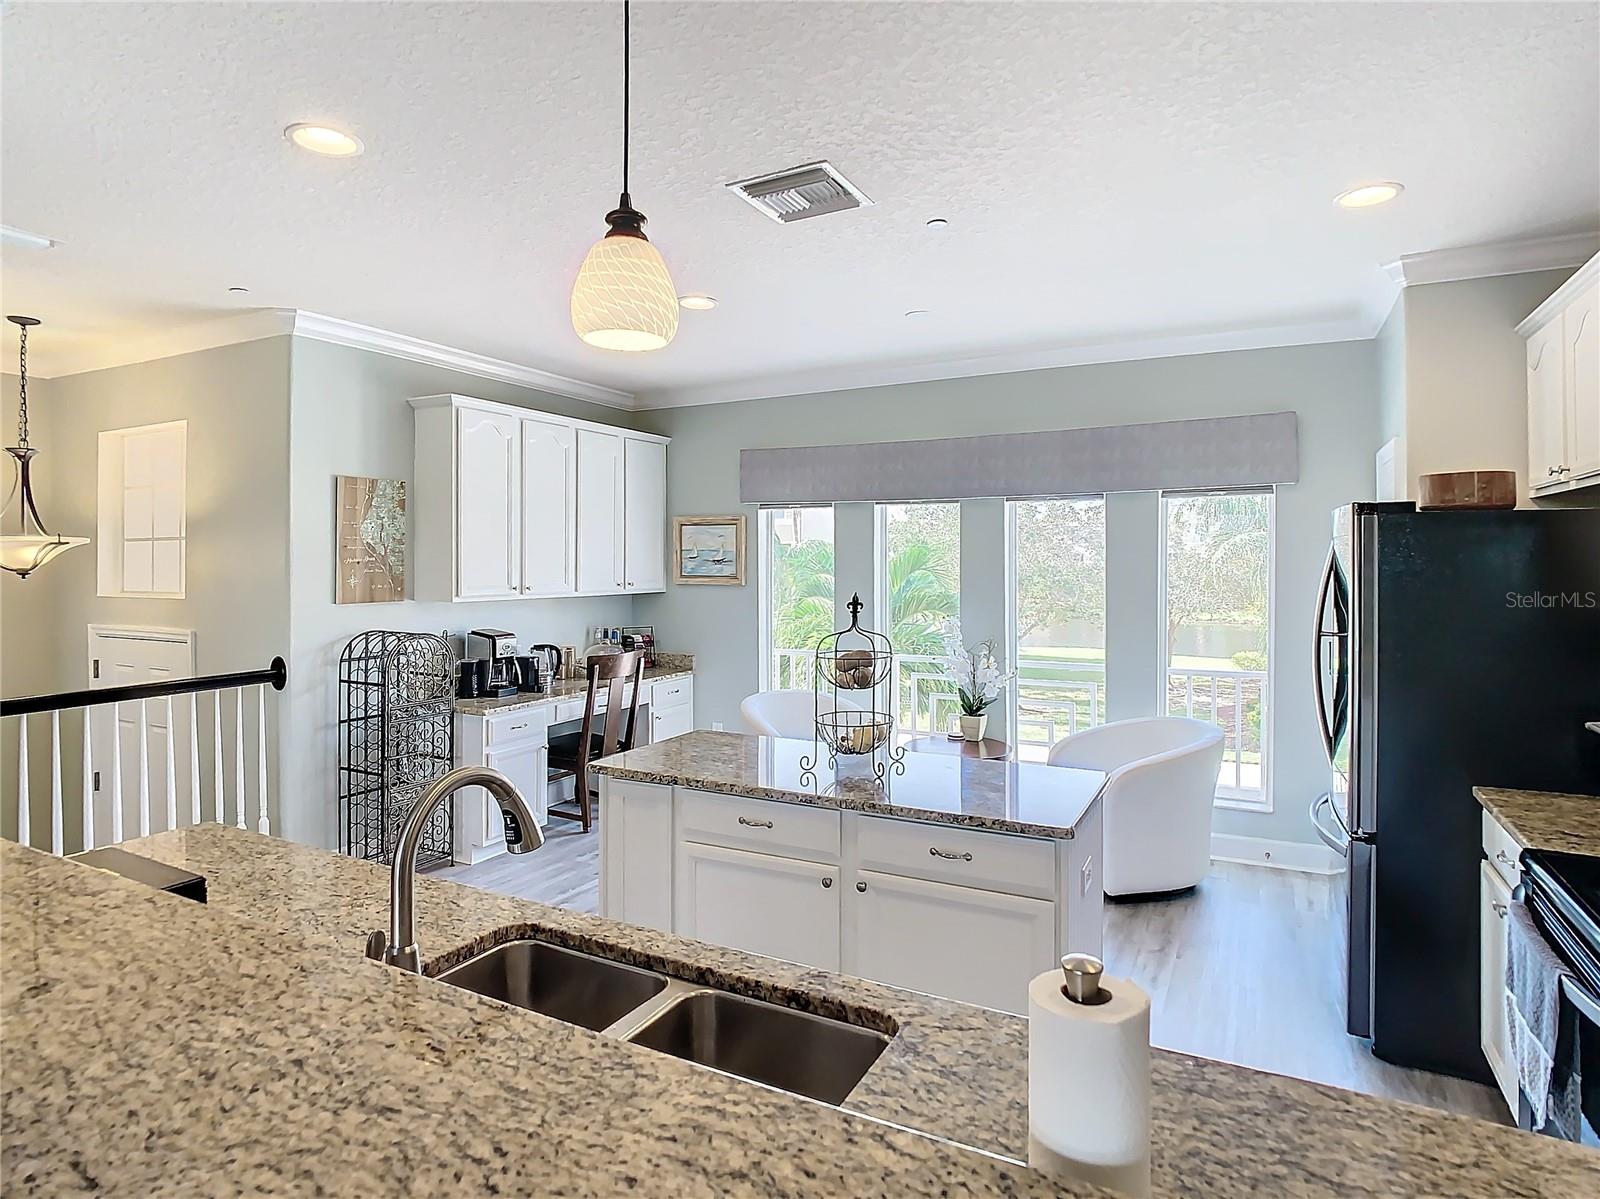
[738,411,1299,505]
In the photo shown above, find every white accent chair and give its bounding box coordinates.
[739,689,863,740]
[1047,717,1226,898]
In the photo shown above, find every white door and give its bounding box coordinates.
[844,869,1056,1014]
[1480,861,1516,1114]
[485,736,548,830]
[1527,321,1567,489]
[521,417,577,596]
[675,841,841,970]
[456,406,521,599]
[1565,284,1599,482]
[622,436,666,592]
[576,428,624,594]
[87,628,195,841]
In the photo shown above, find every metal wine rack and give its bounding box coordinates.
[339,630,456,867]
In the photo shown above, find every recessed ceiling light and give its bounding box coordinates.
[904,309,930,319]
[678,294,718,311]
[284,123,365,158]
[1335,182,1404,209]
[925,218,949,230]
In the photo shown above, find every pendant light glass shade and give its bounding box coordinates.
[571,223,679,351]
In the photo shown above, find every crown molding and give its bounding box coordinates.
[287,311,634,409]
[35,307,636,409]
[633,314,1373,409]
[1382,231,1599,289]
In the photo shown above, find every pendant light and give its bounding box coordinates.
[570,0,679,352]
[2,315,88,579]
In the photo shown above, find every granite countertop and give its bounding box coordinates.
[454,655,692,717]
[6,825,1591,1198]
[1474,786,1600,856]
[593,729,1106,840]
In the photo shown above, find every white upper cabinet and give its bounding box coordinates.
[623,436,666,592]
[1520,255,1600,495]
[521,417,577,596]
[412,395,667,602]
[454,406,521,599]
[577,427,625,594]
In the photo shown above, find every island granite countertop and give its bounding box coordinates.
[1474,786,1600,857]
[593,729,1107,840]
[5,824,1594,1197]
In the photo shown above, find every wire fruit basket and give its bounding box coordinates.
[802,593,905,782]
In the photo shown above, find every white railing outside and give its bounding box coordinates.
[1166,666,1267,801]
[5,684,277,857]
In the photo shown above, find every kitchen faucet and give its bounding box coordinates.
[366,766,542,973]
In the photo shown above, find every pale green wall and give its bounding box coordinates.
[281,338,644,848]
[635,340,1381,847]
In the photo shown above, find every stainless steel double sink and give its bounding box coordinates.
[436,939,890,1106]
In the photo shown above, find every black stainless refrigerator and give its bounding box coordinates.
[1310,503,1600,1081]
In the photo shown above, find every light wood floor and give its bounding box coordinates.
[435,833,1507,1124]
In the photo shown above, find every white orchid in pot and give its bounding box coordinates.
[943,626,1015,742]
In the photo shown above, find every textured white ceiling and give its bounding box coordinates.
[3,1,1597,403]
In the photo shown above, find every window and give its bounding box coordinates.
[1007,497,1106,762]
[758,506,835,689]
[875,502,961,734]
[1160,489,1273,806]
[98,421,187,598]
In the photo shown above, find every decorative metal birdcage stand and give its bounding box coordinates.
[339,631,456,867]
[801,593,905,784]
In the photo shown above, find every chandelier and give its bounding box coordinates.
[2,315,88,578]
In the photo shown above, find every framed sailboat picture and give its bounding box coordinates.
[673,515,746,585]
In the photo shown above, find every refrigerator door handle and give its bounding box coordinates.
[1310,791,1351,855]
[1312,544,1349,765]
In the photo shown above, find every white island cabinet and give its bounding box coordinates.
[595,732,1106,1015]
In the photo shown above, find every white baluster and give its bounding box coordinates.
[16,715,30,848]
[49,711,63,855]
[233,690,245,829]
[109,707,123,844]
[81,707,94,852]
[136,698,150,838]
[213,693,225,824]
[256,684,269,835]
[188,693,201,827]
[163,699,177,831]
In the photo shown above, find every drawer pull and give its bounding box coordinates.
[929,846,973,862]
[738,816,774,829]
[509,723,528,732]
[1492,900,1508,919]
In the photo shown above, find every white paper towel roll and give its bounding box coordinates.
[1028,966,1152,1199]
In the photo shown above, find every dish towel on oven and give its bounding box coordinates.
[1504,897,1576,1131]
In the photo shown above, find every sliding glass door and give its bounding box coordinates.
[876,502,961,735]
[1007,497,1107,761]
[758,506,836,690]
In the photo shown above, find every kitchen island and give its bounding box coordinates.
[3,824,1594,1197]
[593,730,1107,1013]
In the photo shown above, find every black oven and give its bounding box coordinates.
[1518,850,1600,1147]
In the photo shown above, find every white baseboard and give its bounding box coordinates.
[1211,833,1342,875]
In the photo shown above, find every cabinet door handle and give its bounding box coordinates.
[821,877,833,889]
[1492,901,1508,918]
[738,816,774,829]
[1495,849,1514,866]
[855,881,867,893]
[929,846,973,862]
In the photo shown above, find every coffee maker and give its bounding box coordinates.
[466,628,520,698]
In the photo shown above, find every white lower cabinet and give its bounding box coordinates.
[1479,859,1515,1113]
[675,841,841,971]
[844,869,1055,1014]
[484,736,548,830]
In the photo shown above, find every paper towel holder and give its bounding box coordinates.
[1060,954,1113,1005]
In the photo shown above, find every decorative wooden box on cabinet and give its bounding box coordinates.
[411,394,668,602]
[1519,253,1600,497]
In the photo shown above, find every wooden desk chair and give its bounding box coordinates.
[546,651,645,832]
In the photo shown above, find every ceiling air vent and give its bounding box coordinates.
[725,161,875,224]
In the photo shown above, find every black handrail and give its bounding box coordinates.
[0,657,287,718]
